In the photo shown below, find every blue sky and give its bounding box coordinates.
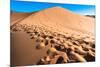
[11,0,95,15]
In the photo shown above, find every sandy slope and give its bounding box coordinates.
[11,7,95,66]
[11,12,32,26]
[17,7,95,35]
[11,32,51,66]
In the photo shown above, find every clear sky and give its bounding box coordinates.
[17,0,95,5]
[11,0,95,15]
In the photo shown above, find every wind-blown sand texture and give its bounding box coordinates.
[11,7,95,66]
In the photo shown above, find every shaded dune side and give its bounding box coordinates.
[11,12,33,26]
[11,32,51,66]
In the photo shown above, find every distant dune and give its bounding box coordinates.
[11,12,33,26]
[11,7,95,66]
[86,15,95,18]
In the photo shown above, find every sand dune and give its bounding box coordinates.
[14,7,95,35]
[11,12,32,26]
[11,7,95,66]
